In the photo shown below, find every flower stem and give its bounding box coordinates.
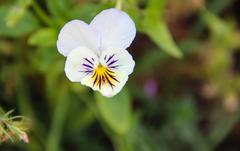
[31,0,52,26]
[46,91,70,151]
[116,0,123,10]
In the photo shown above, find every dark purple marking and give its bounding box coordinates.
[93,74,98,87]
[84,58,94,65]
[82,63,93,69]
[106,54,115,63]
[107,72,119,83]
[103,74,115,88]
[91,58,95,61]
[104,55,107,60]
[109,65,119,69]
[82,68,93,72]
[108,59,118,66]
[79,70,93,75]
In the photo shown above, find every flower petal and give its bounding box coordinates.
[90,8,136,50]
[65,46,99,82]
[57,20,101,56]
[81,71,128,97]
[100,49,135,75]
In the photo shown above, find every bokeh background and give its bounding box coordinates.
[1,0,240,151]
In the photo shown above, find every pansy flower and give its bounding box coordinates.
[57,8,136,97]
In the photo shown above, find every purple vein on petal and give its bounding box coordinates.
[109,65,119,69]
[83,63,93,69]
[84,58,94,65]
[108,59,118,66]
[79,68,93,75]
[106,54,115,63]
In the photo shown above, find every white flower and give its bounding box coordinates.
[57,8,136,97]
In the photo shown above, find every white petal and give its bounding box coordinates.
[100,49,135,75]
[57,20,101,56]
[65,46,99,82]
[81,71,128,97]
[90,8,136,50]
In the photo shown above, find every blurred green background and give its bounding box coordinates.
[1,0,240,151]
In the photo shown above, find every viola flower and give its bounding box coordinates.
[57,8,136,97]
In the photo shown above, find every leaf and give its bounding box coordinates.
[124,0,143,31]
[200,9,240,47]
[143,21,183,59]
[207,0,235,13]
[3,110,14,119]
[95,88,132,135]
[28,28,57,47]
[0,107,5,116]
[46,0,73,18]
[6,0,32,27]
[69,3,101,23]
[0,6,39,38]
[200,10,232,38]
[135,49,168,75]
[29,47,59,73]
[142,0,183,58]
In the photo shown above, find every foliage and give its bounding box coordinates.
[0,109,30,144]
[1,0,240,151]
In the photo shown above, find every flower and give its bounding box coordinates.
[144,79,159,97]
[57,8,136,97]
[0,132,29,144]
[0,109,30,144]
[20,132,29,144]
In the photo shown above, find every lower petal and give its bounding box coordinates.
[65,46,99,82]
[100,49,135,75]
[81,71,128,97]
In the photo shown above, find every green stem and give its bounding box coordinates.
[14,41,46,151]
[208,111,239,148]
[113,135,133,151]
[31,0,52,26]
[80,93,132,151]
[79,94,118,149]
[46,92,70,151]
[116,0,123,10]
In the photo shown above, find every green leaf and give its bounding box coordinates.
[200,9,240,48]
[0,107,5,116]
[200,10,232,39]
[0,6,39,38]
[29,47,59,73]
[46,0,73,18]
[28,28,57,47]
[69,3,101,23]
[124,0,142,31]
[143,21,183,58]
[207,0,235,13]
[142,0,183,58]
[95,88,132,135]
[6,0,32,27]
[144,0,166,18]
[135,49,168,75]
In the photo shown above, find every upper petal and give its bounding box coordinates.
[65,46,99,82]
[57,20,101,56]
[90,8,136,50]
[100,49,135,75]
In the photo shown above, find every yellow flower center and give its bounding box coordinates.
[92,64,119,89]
[95,64,106,75]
